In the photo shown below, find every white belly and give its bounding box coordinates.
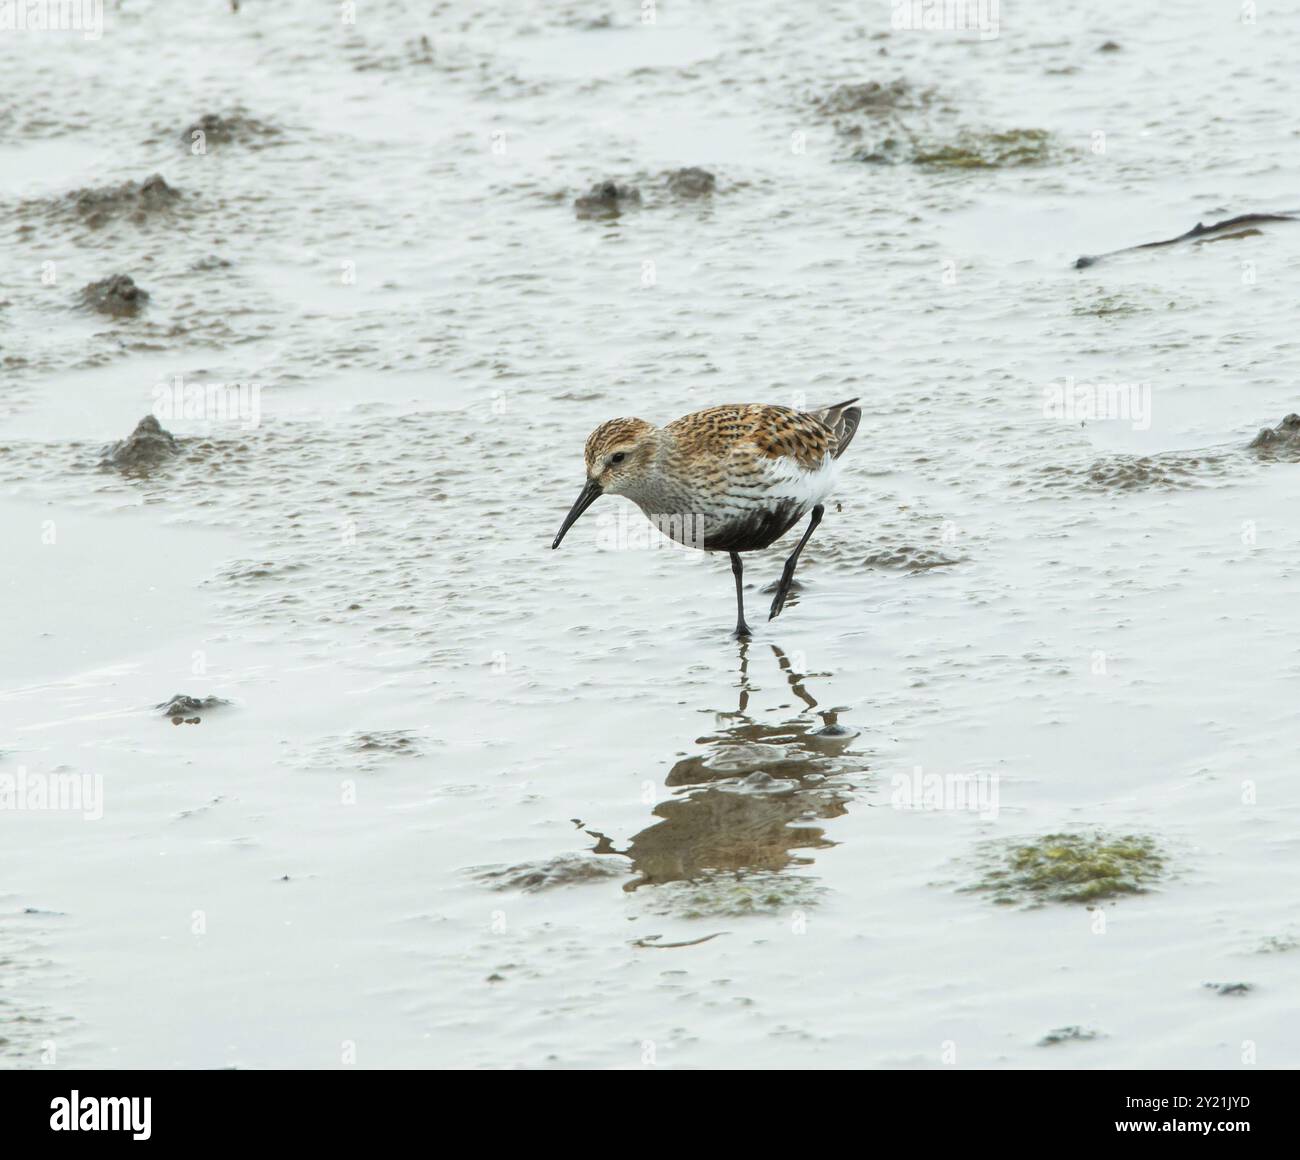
[758,452,841,507]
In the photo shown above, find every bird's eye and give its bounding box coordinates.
[610,452,626,465]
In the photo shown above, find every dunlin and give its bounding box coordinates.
[552,399,861,636]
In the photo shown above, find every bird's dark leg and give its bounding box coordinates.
[729,551,752,639]
[769,504,824,621]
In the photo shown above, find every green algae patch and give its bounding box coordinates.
[854,128,1056,169]
[641,870,825,919]
[965,832,1167,907]
[915,129,1054,169]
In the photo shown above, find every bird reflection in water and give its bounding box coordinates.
[584,643,861,891]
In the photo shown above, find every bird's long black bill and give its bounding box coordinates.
[551,480,603,548]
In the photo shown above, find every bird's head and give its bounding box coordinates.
[552,417,658,548]
[582,417,658,496]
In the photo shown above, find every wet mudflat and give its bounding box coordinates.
[1,3,1299,1068]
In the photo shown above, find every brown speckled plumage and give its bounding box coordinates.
[667,403,839,470]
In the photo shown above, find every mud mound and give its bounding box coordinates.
[1248,413,1300,458]
[812,79,932,119]
[100,415,178,473]
[664,167,716,198]
[156,694,230,724]
[58,174,182,229]
[574,181,641,219]
[79,274,148,317]
[178,110,283,151]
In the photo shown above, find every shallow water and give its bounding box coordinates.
[2,1,1299,1068]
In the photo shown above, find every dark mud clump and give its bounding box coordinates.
[814,79,1052,170]
[664,167,716,199]
[813,79,931,120]
[100,415,178,473]
[1204,982,1253,996]
[1083,453,1213,490]
[61,173,181,229]
[964,831,1167,906]
[179,110,282,151]
[473,853,629,892]
[347,730,423,756]
[862,546,961,572]
[574,181,641,220]
[814,80,937,154]
[1039,1026,1102,1046]
[855,128,1055,169]
[1248,413,1300,458]
[79,274,149,318]
[1024,451,1223,494]
[156,693,230,725]
[849,136,915,165]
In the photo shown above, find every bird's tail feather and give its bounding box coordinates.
[810,397,861,459]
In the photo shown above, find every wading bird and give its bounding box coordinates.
[552,400,860,636]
